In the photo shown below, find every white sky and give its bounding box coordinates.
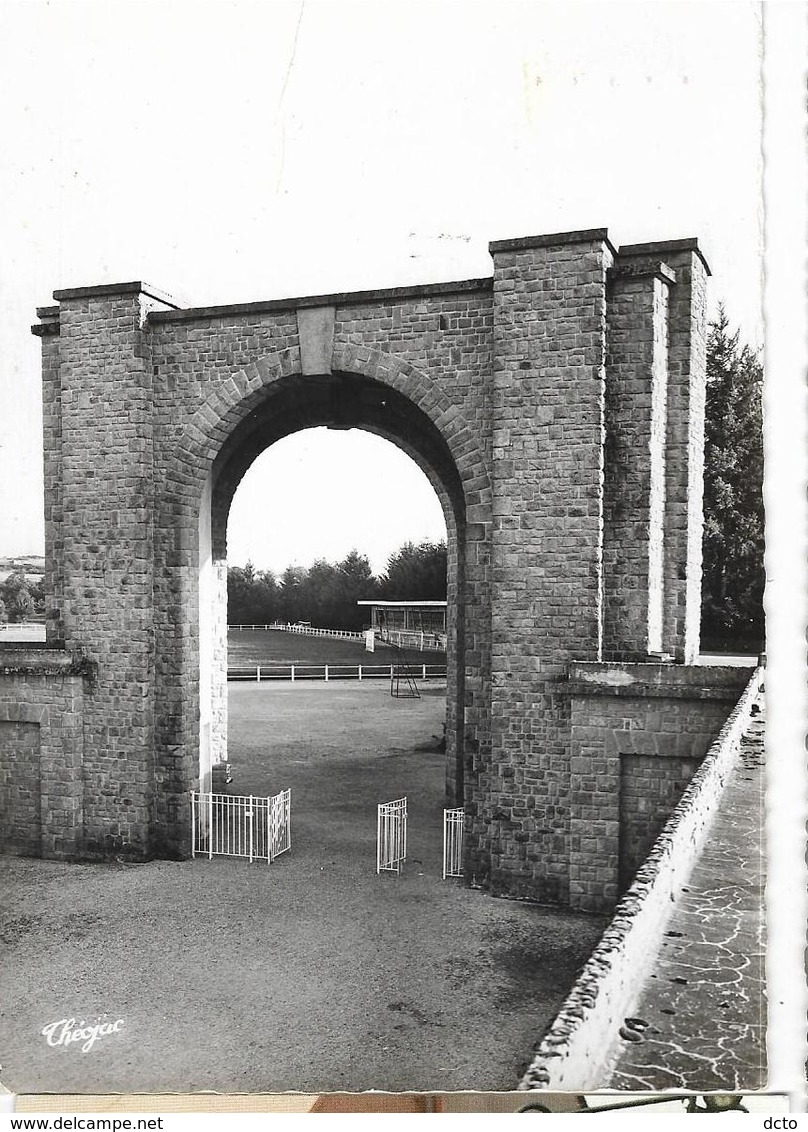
[0,0,764,572]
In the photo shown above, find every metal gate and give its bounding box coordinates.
[376,796,407,874]
[191,788,291,863]
[443,807,464,878]
[269,787,291,859]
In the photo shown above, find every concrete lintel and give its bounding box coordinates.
[147,277,493,326]
[489,228,617,258]
[618,238,712,277]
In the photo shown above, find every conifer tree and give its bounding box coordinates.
[701,309,765,648]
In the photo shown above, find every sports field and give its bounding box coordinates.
[228,627,446,668]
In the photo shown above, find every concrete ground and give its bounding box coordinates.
[0,682,606,1096]
[607,702,766,1091]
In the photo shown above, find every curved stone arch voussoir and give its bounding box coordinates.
[173,343,488,506]
[330,342,488,497]
[174,346,302,486]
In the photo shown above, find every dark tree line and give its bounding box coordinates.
[701,309,764,650]
[227,540,447,630]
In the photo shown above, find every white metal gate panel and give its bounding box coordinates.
[376,796,407,874]
[443,807,465,878]
[269,788,291,859]
[191,789,290,863]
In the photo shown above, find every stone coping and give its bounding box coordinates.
[618,238,711,276]
[51,281,180,307]
[562,661,749,699]
[0,645,92,677]
[145,277,494,326]
[518,666,764,1091]
[607,262,676,286]
[489,228,617,257]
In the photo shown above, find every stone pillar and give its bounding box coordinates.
[485,230,614,903]
[603,261,675,659]
[32,307,64,645]
[45,281,176,858]
[618,241,710,663]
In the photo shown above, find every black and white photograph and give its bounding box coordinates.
[0,0,804,1116]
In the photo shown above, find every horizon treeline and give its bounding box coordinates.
[227,539,447,630]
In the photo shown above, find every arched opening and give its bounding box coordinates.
[196,371,467,826]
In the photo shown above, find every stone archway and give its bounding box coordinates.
[20,228,721,910]
[159,345,491,861]
[195,368,476,816]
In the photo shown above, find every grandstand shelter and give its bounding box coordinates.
[357,600,447,651]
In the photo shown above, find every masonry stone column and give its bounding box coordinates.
[39,282,176,858]
[32,307,64,645]
[486,230,615,903]
[603,261,675,659]
[618,241,710,663]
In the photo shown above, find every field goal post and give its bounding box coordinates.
[389,642,420,699]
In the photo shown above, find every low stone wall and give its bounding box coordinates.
[565,661,750,911]
[0,646,92,858]
[518,665,765,1091]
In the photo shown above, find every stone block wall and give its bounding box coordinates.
[603,264,673,658]
[520,666,764,1090]
[146,285,494,852]
[618,752,699,891]
[565,662,750,910]
[25,229,718,907]
[483,231,614,903]
[0,647,89,857]
[618,242,710,662]
[0,721,41,855]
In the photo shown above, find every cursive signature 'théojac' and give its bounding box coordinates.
[41,1016,124,1054]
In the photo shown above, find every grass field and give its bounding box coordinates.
[228,627,446,667]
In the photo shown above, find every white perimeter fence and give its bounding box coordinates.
[191,789,291,863]
[229,623,447,653]
[231,623,364,642]
[228,663,446,682]
[381,629,447,653]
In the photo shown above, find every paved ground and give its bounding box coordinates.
[0,683,606,1095]
[608,702,766,1091]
